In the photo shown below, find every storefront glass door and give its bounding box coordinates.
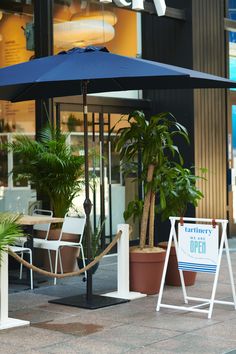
[59,106,139,247]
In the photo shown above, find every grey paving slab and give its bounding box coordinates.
[76,298,159,324]
[126,333,236,354]
[9,306,75,324]
[0,343,30,354]
[192,317,236,341]
[37,302,88,316]
[9,292,53,311]
[0,326,71,350]
[137,310,219,332]
[25,338,130,354]
[59,324,181,353]
[32,311,124,329]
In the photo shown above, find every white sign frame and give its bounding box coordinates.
[156,217,236,319]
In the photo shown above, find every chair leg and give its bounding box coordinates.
[29,250,33,290]
[19,251,23,279]
[54,249,59,285]
[58,249,63,274]
[48,250,53,273]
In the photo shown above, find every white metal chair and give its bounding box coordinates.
[9,246,33,290]
[32,208,53,239]
[14,234,27,247]
[13,209,53,286]
[33,214,86,285]
[14,209,53,247]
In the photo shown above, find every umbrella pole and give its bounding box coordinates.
[82,80,93,300]
[49,81,129,309]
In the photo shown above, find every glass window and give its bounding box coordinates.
[0,9,35,132]
[0,135,8,187]
[53,0,138,57]
[229,0,236,86]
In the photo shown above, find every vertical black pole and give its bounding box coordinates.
[55,103,61,130]
[34,0,54,138]
[99,113,106,249]
[108,114,113,243]
[34,0,53,209]
[82,81,93,300]
[92,113,97,233]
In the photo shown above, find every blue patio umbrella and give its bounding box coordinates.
[0,46,236,309]
[0,46,235,102]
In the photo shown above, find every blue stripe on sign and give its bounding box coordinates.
[178,262,216,268]
[178,266,216,273]
[178,264,216,270]
[179,267,216,273]
[178,266,216,271]
[178,262,216,273]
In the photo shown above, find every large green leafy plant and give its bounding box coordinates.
[0,213,25,258]
[115,110,190,250]
[160,164,206,220]
[7,126,84,217]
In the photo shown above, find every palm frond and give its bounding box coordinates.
[0,213,25,259]
[6,125,85,217]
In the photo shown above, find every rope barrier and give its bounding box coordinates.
[8,230,122,279]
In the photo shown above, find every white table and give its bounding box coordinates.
[18,215,64,226]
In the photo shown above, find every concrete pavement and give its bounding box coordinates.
[4,239,236,354]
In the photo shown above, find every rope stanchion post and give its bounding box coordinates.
[8,230,122,279]
[0,248,29,330]
[7,226,144,309]
[104,224,147,300]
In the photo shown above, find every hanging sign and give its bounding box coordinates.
[99,0,166,15]
[178,223,219,273]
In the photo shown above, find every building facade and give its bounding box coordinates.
[0,0,235,240]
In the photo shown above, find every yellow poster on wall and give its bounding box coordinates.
[0,13,35,133]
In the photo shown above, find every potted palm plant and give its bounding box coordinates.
[7,125,85,272]
[8,125,84,218]
[158,164,206,286]
[114,110,189,294]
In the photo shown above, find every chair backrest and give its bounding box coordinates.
[32,209,53,240]
[59,215,86,242]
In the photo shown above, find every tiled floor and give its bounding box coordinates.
[3,240,236,353]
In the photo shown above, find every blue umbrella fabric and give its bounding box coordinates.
[0,46,235,103]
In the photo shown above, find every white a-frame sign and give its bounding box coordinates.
[156,217,236,319]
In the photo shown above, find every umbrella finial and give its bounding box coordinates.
[58,46,109,55]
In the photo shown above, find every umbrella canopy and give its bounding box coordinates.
[0,46,236,103]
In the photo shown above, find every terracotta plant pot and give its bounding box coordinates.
[158,241,197,286]
[130,248,166,295]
